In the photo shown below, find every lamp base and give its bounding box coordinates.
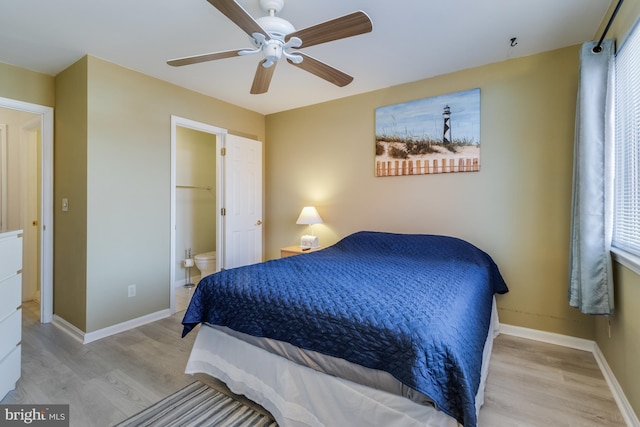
[300,235,319,249]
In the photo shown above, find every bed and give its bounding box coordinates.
[181,231,509,427]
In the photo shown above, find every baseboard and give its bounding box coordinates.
[592,345,640,426]
[53,309,172,345]
[499,323,595,352]
[52,315,85,343]
[174,275,201,289]
[500,323,639,427]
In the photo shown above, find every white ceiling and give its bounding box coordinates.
[0,0,611,115]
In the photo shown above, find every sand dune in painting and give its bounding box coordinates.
[375,142,480,176]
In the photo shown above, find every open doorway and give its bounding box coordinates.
[169,116,264,314]
[0,97,54,324]
[170,116,226,314]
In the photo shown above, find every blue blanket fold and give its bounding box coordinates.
[182,231,508,427]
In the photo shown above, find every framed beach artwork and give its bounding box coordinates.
[375,88,480,177]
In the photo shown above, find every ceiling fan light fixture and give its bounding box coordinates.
[262,41,282,65]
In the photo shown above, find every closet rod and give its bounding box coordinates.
[593,0,624,53]
[176,185,213,191]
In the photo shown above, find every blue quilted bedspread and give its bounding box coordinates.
[182,231,508,426]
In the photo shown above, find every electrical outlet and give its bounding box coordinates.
[128,284,136,298]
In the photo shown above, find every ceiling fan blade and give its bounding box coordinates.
[167,49,244,66]
[287,53,353,87]
[250,60,277,94]
[206,0,267,39]
[286,11,372,49]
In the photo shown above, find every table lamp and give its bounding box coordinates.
[296,206,323,248]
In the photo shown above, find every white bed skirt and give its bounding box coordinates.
[185,297,499,427]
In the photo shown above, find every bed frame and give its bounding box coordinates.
[185,298,499,427]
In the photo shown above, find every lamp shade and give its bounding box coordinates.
[296,206,323,225]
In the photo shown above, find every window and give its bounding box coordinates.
[613,21,640,260]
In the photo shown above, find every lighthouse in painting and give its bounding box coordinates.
[442,105,451,145]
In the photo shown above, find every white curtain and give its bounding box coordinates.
[568,39,615,315]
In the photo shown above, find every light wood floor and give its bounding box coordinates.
[175,285,196,312]
[1,299,626,427]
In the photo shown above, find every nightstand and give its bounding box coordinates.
[280,245,322,258]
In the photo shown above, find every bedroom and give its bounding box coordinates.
[1,0,639,425]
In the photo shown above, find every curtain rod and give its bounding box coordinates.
[593,0,624,53]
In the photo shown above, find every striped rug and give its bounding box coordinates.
[115,381,277,427]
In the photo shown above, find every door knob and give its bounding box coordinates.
[256,220,263,226]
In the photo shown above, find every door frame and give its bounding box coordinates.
[0,97,54,324]
[170,115,226,314]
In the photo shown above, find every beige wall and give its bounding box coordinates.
[594,0,640,418]
[54,57,89,331]
[0,62,54,107]
[266,44,596,340]
[65,56,265,332]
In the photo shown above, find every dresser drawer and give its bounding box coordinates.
[0,344,21,399]
[0,309,21,360]
[0,274,21,322]
[0,233,22,282]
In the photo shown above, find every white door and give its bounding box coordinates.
[223,134,262,270]
[21,121,40,302]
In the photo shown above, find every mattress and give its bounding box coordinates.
[182,231,509,426]
[185,298,499,427]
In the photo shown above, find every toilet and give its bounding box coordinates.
[194,251,217,280]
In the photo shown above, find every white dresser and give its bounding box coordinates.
[0,230,22,400]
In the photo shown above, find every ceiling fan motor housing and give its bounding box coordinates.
[257,0,294,40]
[256,15,294,39]
[252,10,302,67]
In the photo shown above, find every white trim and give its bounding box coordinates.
[500,324,640,426]
[40,107,53,324]
[593,345,640,427]
[83,309,171,344]
[499,323,595,352]
[52,309,171,344]
[611,246,640,276]
[51,315,85,344]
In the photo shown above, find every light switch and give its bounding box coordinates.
[62,198,69,212]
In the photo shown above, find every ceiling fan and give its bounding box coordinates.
[167,0,373,94]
